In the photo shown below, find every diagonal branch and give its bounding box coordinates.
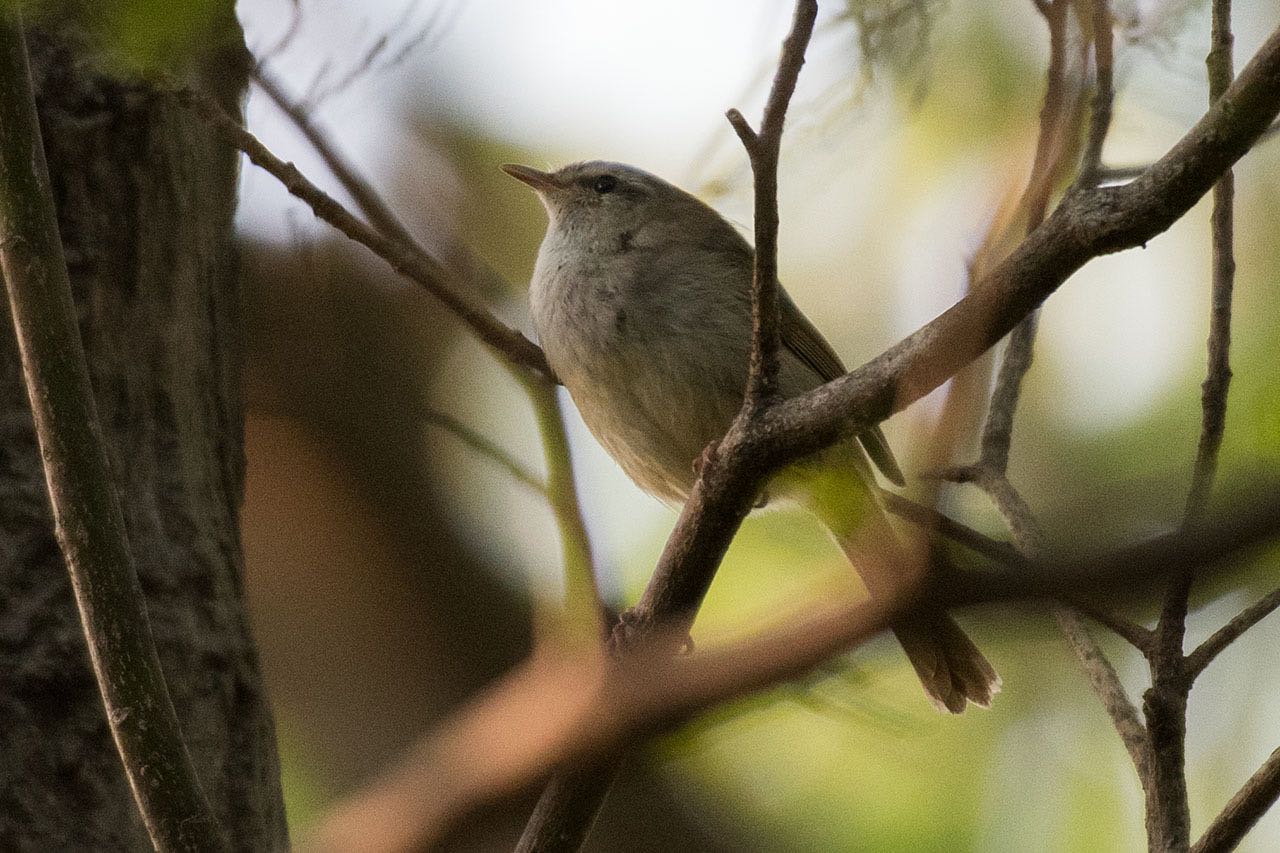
[247,61,601,646]
[1184,586,1280,680]
[175,88,551,378]
[307,490,1280,851]
[1192,746,1280,853]
[0,16,226,852]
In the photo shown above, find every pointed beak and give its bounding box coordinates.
[501,163,561,192]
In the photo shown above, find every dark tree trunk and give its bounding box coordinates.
[0,12,287,850]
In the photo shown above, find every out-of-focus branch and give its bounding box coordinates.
[306,490,1280,852]
[1077,0,1115,184]
[939,0,1153,782]
[0,17,226,852]
[880,490,1024,566]
[422,410,544,494]
[525,378,606,646]
[247,61,601,648]
[176,88,551,377]
[1096,120,1280,185]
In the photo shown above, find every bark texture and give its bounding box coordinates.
[0,14,287,851]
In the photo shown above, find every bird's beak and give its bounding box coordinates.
[501,163,561,192]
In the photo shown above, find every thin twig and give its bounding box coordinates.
[1054,607,1151,772]
[880,490,1025,567]
[251,65,420,249]
[938,0,1155,795]
[175,87,551,377]
[525,377,606,646]
[1184,586,1280,680]
[1192,746,1280,853]
[726,0,819,410]
[1077,0,1115,184]
[1186,0,1237,528]
[0,17,226,851]
[1096,119,1280,185]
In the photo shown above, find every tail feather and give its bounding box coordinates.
[894,614,1001,714]
[780,449,1000,713]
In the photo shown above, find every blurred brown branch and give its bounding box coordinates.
[305,489,1280,852]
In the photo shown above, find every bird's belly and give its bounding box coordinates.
[550,325,744,503]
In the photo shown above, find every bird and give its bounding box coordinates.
[503,160,998,712]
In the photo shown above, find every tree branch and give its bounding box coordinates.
[1054,607,1150,773]
[726,0,817,409]
[175,87,551,378]
[1192,746,1280,853]
[1184,586,1280,680]
[525,378,606,646]
[422,409,544,494]
[1146,4,1237,846]
[0,16,226,852]
[762,21,1280,461]
[247,63,602,648]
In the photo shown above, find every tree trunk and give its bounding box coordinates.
[0,13,287,850]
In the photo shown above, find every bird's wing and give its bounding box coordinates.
[779,290,906,487]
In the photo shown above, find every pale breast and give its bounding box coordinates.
[531,246,752,502]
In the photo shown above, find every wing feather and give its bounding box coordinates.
[779,290,906,487]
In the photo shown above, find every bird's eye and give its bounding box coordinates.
[593,175,617,194]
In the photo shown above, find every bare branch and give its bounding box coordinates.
[514,3,820,848]
[1098,120,1280,184]
[1077,0,1116,183]
[761,21,1280,467]
[0,17,226,851]
[1054,607,1150,773]
[175,88,552,378]
[880,490,1024,566]
[1192,746,1280,853]
[730,0,819,409]
[1185,0,1237,527]
[1184,586,1280,679]
[1145,4,1237,846]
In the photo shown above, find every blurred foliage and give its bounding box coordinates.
[232,0,1280,849]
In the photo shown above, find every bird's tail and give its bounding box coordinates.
[780,451,1000,713]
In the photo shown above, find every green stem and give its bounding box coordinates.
[524,375,605,645]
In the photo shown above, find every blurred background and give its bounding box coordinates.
[229,0,1280,849]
